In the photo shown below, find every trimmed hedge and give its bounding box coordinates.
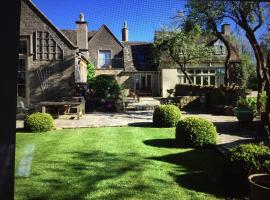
[229,143,270,175]
[24,112,54,133]
[153,105,181,127]
[175,117,217,147]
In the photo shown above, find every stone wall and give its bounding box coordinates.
[88,26,123,68]
[20,0,77,109]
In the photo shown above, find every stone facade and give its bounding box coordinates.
[19,0,87,110]
[88,25,123,68]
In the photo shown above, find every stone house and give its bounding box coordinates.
[19,0,90,110]
[18,0,240,110]
[158,24,241,97]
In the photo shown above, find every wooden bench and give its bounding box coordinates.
[40,98,84,120]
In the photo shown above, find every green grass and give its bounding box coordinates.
[15,127,227,200]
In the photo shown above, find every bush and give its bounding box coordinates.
[229,143,270,176]
[24,112,54,132]
[236,97,257,110]
[175,117,217,148]
[153,105,181,127]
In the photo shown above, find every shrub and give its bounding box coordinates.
[236,97,257,110]
[153,105,181,127]
[229,143,270,176]
[24,112,54,132]
[89,75,122,99]
[175,117,217,148]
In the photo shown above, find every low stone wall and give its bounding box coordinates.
[174,84,247,108]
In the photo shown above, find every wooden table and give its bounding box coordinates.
[40,101,81,120]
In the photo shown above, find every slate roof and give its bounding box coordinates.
[122,42,158,71]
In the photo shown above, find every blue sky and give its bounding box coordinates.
[32,0,267,42]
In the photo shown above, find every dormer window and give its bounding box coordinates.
[215,44,225,55]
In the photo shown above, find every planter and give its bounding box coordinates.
[248,174,270,200]
[234,108,256,123]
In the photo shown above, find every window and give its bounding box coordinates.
[98,50,111,68]
[34,31,63,60]
[215,45,225,55]
[178,68,219,86]
[17,59,26,98]
[135,74,152,91]
[19,40,27,55]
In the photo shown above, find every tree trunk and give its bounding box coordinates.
[212,23,231,86]
[245,28,266,111]
[176,61,193,84]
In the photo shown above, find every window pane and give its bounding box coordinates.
[210,76,215,85]
[203,69,208,74]
[19,40,27,54]
[195,69,201,74]
[141,75,146,90]
[147,75,151,90]
[196,76,201,85]
[188,69,194,74]
[203,76,209,86]
[210,69,215,74]
[99,51,111,68]
[17,85,26,98]
[135,75,140,90]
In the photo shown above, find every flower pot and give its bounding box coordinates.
[248,174,270,200]
[234,108,256,123]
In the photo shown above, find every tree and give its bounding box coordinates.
[185,0,234,86]
[154,26,214,84]
[221,1,270,110]
[87,62,95,83]
[187,0,270,111]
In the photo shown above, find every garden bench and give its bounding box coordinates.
[40,98,85,120]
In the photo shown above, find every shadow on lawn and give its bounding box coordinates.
[17,151,153,200]
[128,122,155,128]
[146,146,249,199]
[143,138,177,148]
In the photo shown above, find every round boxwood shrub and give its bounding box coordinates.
[24,112,54,133]
[153,105,181,127]
[229,143,270,176]
[175,117,217,148]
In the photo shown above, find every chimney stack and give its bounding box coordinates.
[122,21,129,42]
[221,24,230,36]
[76,13,89,57]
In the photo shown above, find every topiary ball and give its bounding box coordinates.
[153,105,181,127]
[24,112,54,133]
[176,117,217,148]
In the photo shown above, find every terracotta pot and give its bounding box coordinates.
[248,174,270,200]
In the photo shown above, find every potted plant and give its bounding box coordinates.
[234,97,257,124]
[248,161,270,200]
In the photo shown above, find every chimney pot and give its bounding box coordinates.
[122,21,129,42]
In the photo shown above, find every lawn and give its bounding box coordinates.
[15,127,227,200]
